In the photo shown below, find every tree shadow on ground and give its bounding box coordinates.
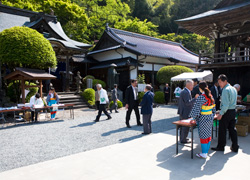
[156,142,237,180]
[0,120,64,130]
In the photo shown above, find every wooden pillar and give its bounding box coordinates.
[39,80,43,98]
[65,53,70,92]
[21,78,25,104]
[152,63,155,86]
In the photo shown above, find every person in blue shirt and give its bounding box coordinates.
[140,84,154,135]
[211,74,239,153]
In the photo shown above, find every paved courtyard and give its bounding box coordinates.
[0,105,178,172]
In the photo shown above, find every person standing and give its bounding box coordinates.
[174,85,182,104]
[110,84,119,113]
[46,88,59,120]
[125,79,142,128]
[178,79,199,143]
[190,81,216,159]
[30,93,44,122]
[140,84,154,135]
[95,85,100,111]
[94,84,111,122]
[212,74,239,153]
[163,83,170,105]
[192,78,200,98]
[210,81,220,110]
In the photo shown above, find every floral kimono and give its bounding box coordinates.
[190,93,216,155]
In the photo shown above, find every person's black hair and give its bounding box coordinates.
[218,74,228,82]
[50,87,55,91]
[35,93,40,99]
[192,78,199,83]
[114,84,117,88]
[199,81,214,102]
[131,79,137,83]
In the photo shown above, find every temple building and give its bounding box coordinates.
[0,4,92,91]
[176,0,250,97]
[87,24,199,92]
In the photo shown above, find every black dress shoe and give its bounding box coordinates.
[211,147,224,151]
[137,124,143,126]
[115,111,119,113]
[110,110,112,113]
[106,116,112,120]
[126,124,131,128]
[141,133,150,135]
[230,146,239,153]
[181,141,191,144]
[94,120,99,122]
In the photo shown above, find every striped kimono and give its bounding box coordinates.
[190,93,216,154]
[46,93,59,119]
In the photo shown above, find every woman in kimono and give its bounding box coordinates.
[190,81,216,159]
[46,88,59,120]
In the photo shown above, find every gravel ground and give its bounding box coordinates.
[0,105,179,172]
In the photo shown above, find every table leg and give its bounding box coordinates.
[191,126,193,159]
[176,125,178,155]
[72,107,74,119]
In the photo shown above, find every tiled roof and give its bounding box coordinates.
[176,1,250,22]
[0,4,91,49]
[91,27,199,65]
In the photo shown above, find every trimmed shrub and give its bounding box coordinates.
[93,79,106,88]
[0,26,57,69]
[81,88,95,106]
[156,65,193,84]
[82,75,95,87]
[7,81,38,103]
[109,100,123,109]
[154,91,165,104]
[138,91,145,103]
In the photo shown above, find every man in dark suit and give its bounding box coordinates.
[178,79,198,143]
[110,84,119,113]
[210,81,220,110]
[125,79,142,128]
[191,78,200,98]
[163,83,170,105]
[140,84,154,135]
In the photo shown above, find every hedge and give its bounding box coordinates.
[109,100,123,109]
[93,79,106,88]
[138,92,145,103]
[0,26,57,69]
[81,88,95,106]
[7,81,38,103]
[154,91,165,104]
[156,65,193,84]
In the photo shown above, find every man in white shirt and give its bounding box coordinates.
[94,84,112,122]
[29,93,44,122]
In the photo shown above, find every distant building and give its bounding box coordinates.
[0,4,92,91]
[87,24,199,92]
[176,0,250,97]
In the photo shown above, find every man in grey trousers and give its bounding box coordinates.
[177,79,199,143]
[110,84,119,113]
[140,84,154,135]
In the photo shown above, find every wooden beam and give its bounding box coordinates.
[39,80,43,98]
[21,78,25,104]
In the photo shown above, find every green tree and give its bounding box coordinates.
[156,65,193,84]
[0,26,57,69]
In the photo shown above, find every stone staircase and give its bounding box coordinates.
[56,92,89,109]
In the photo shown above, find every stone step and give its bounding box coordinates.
[59,99,84,103]
[71,104,89,109]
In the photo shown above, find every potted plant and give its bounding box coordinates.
[137,74,146,92]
